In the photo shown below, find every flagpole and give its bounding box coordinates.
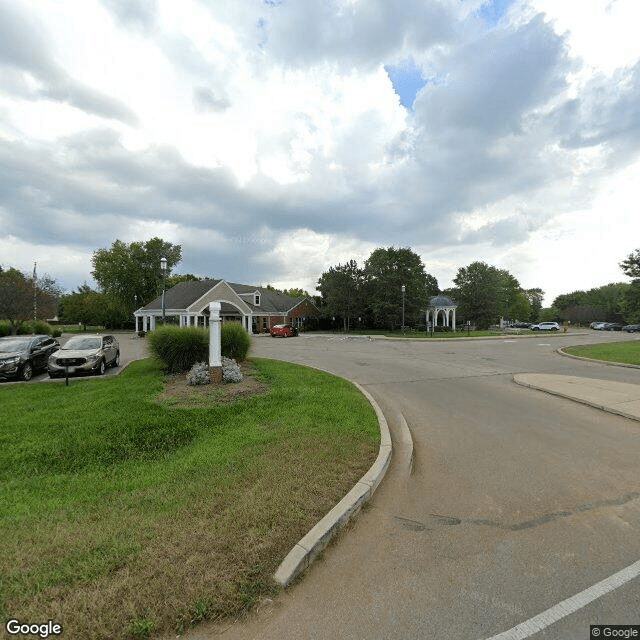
[33,262,37,322]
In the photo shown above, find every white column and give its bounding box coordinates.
[150,315,156,331]
[452,308,456,332]
[209,302,222,367]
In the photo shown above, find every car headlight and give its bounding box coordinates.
[0,356,20,366]
[85,354,101,362]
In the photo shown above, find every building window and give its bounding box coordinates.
[254,293,260,305]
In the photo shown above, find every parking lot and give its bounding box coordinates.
[0,332,149,384]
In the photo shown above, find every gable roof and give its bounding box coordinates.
[139,279,315,315]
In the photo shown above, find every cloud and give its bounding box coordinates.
[0,2,139,125]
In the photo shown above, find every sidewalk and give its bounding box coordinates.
[513,374,640,423]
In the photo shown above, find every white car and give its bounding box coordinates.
[531,322,560,331]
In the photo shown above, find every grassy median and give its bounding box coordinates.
[563,340,640,366]
[0,358,379,639]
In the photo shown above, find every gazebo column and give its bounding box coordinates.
[452,308,456,332]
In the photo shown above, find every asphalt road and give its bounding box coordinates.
[188,329,640,640]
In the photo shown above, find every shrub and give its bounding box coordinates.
[31,320,53,335]
[187,362,210,386]
[0,321,10,337]
[222,356,243,383]
[147,326,209,373]
[221,323,251,361]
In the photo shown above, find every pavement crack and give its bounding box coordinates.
[395,491,640,533]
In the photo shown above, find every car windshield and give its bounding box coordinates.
[0,338,30,352]
[63,337,102,350]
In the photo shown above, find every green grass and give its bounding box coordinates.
[0,358,379,639]
[563,341,640,365]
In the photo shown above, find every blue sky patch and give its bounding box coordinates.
[479,0,516,26]
[385,59,428,110]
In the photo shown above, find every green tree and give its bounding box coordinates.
[508,291,532,321]
[91,237,182,324]
[523,288,544,321]
[0,267,62,334]
[59,284,108,329]
[317,260,363,331]
[621,249,640,322]
[452,262,520,329]
[363,247,438,330]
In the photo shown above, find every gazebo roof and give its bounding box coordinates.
[428,295,457,308]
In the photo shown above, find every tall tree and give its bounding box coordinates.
[621,248,640,322]
[452,262,520,329]
[317,260,363,331]
[91,238,182,322]
[523,288,545,321]
[363,247,438,330]
[0,267,62,334]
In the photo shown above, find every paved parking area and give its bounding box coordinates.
[0,332,149,385]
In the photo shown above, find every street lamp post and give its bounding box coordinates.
[160,257,167,325]
[401,284,405,334]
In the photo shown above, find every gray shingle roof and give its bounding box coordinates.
[139,279,310,315]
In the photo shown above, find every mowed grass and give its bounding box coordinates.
[564,340,640,365]
[0,358,380,639]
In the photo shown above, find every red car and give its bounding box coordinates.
[269,324,298,337]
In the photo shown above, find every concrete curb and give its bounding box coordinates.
[512,374,640,424]
[273,377,392,587]
[556,346,640,370]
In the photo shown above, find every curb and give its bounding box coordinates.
[273,378,392,587]
[556,346,640,370]
[512,374,640,424]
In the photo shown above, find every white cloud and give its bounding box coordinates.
[1,0,640,308]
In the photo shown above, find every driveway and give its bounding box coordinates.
[185,330,640,640]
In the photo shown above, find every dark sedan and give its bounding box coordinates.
[0,335,60,381]
[623,323,640,333]
[601,323,624,331]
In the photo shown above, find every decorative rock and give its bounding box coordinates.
[222,356,243,383]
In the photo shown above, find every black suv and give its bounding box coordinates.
[0,335,60,381]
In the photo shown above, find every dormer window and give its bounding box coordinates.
[254,293,260,306]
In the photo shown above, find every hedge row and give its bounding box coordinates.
[0,320,62,337]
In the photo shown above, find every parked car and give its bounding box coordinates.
[511,321,532,328]
[623,323,640,333]
[0,335,60,381]
[590,321,604,329]
[601,323,624,331]
[48,334,120,377]
[269,324,298,338]
[530,322,560,331]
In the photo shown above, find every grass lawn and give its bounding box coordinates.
[0,358,379,639]
[563,340,640,366]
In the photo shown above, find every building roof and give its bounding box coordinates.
[429,295,457,307]
[139,279,311,315]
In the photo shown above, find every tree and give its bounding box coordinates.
[91,238,182,325]
[523,288,544,321]
[59,284,108,329]
[621,249,640,322]
[317,260,363,331]
[363,247,438,330]
[0,267,62,334]
[452,262,520,329]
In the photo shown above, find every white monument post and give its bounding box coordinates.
[208,301,223,383]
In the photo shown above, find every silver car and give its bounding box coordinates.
[48,334,120,377]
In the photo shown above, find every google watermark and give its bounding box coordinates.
[5,619,62,638]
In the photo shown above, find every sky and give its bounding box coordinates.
[1,0,640,307]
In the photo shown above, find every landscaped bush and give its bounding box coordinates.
[147,325,209,373]
[31,319,53,335]
[0,320,10,337]
[221,322,251,361]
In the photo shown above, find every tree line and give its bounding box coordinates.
[316,247,544,330]
[2,241,639,331]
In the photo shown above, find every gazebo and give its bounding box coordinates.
[426,295,458,332]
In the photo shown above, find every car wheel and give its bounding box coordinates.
[95,359,106,376]
[20,361,33,381]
